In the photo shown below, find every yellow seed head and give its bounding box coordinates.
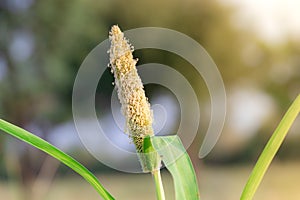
[108,25,154,153]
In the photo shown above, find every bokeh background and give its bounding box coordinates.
[0,0,299,199]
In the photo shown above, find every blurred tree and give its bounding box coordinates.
[0,0,111,199]
[0,0,299,198]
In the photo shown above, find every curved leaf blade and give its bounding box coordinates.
[241,94,300,200]
[151,135,200,200]
[0,119,114,200]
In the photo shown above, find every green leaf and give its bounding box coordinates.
[0,119,114,200]
[142,136,161,172]
[151,135,200,200]
[241,94,300,200]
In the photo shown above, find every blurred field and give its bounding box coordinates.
[1,161,300,200]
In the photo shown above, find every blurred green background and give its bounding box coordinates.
[0,0,299,199]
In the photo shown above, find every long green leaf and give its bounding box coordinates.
[151,135,200,200]
[0,119,114,200]
[241,94,300,200]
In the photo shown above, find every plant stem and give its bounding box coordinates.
[241,94,300,200]
[152,169,166,200]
